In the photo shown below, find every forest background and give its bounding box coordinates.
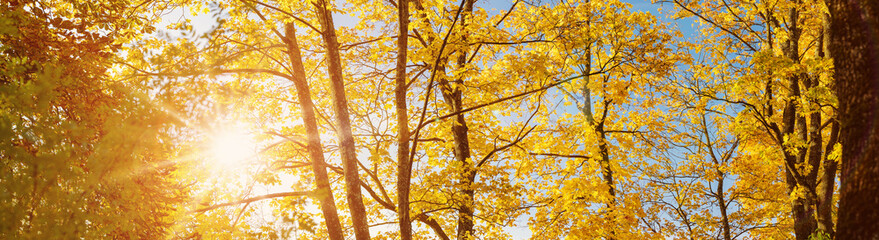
[2,0,879,239]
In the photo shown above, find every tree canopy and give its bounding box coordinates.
[2,0,878,239]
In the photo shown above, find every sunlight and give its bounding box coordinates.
[209,128,256,169]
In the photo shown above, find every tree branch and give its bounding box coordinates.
[192,191,313,213]
[529,152,590,159]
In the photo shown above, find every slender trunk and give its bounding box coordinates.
[592,80,616,240]
[815,10,836,237]
[282,23,344,240]
[313,1,371,239]
[433,0,477,238]
[592,105,617,240]
[454,113,475,240]
[828,0,879,238]
[765,9,776,118]
[817,120,839,236]
[596,122,617,238]
[701,112,732,240]
[779,4,818,239]
[409,1,464,240]
[395,0,413,239]
[579,8,615,238]
[580,3,594,124]
[717,173,731,240]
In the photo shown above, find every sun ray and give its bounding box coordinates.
[209,127,257,170]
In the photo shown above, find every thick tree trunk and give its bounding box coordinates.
[395,0,413,239]
[282,23,345,240]
[313,1,371,239]
[828,0,879,238]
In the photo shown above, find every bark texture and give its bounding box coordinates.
[829,0,879,239]
[282,23,344,240]
[313,1,371,239]
[395,0,413,239]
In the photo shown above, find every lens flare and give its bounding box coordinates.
[209,128,256,168]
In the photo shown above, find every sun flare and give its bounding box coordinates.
[209,128,256,168]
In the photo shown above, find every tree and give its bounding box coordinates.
[312,0,371,238]
[394,0,414,238]
[17,0,878,238]
[428,0,478,237]
[516,0,679,238]
[828,0,879,238]
[664,0,839,238]
[0,0,186,238]
[282,21,345,240]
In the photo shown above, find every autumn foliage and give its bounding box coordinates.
[2,0,878,239]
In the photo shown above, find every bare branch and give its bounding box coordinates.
[192,191,313,213]
[529,152,590,159]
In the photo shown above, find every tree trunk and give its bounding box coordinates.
[596,121,617,240]
[815,11,837,237]
[828,0,879,238]
[433,0,477,238]
[591,54,617,240]
[701,112,733,240]
[717,174,731,240]
[817,120,839,237]
[282,23,345,240]
[578,9,616,238]
[395,0,413,239]
[779,4,818,239]
[313,1,371,239]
